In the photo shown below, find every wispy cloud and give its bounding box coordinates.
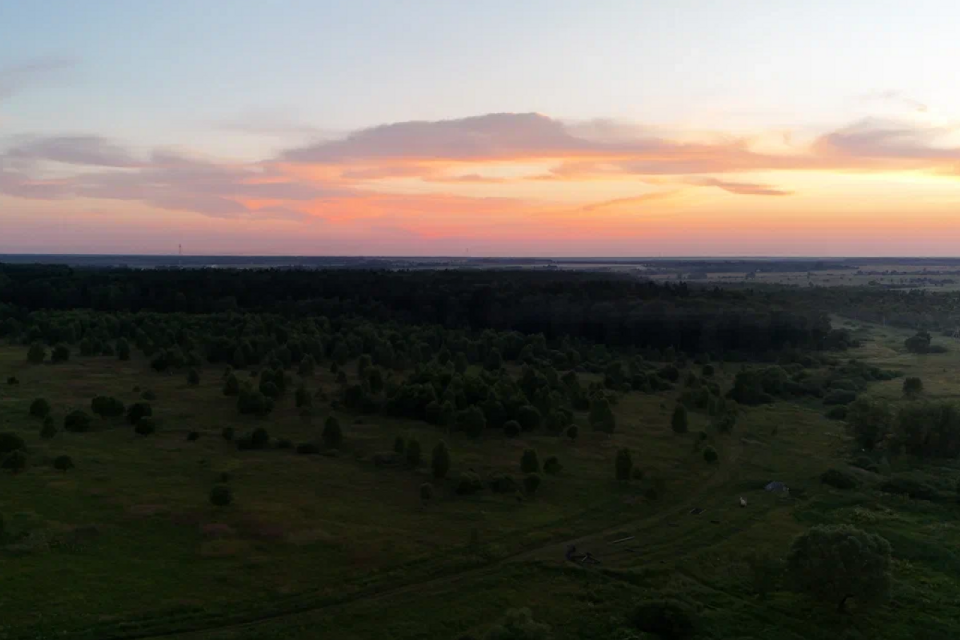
[0,57,76,101]
[861,90,928,113]
[683,177,793,196]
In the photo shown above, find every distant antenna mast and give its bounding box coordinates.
[178,243,182,268]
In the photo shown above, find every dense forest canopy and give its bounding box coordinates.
[0,265,849,357]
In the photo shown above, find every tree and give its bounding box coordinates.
[615,448,633,481]
[393,435,406,454]
[631,599,697,640]
[483,608,550,640]
[51,344,70,363]
[419,482,434,502]
[223,373,240,396]
[53,455,74,471]
[126,402,153,425]
[589,397,616,433]
[298,355,316,377]
[520,449,540,474]
[116,339,131,361]
[902,377,923,396]
[187,368,201,386]
[27,342,46,364]
[786,525,891,613]
[846,398,893,451]
[671,404,689,434]
[2,450,27,474]
[503,420,521,438]
[483,348,503,372]
[64,410,93,433]
[454,352,469,374]
[459,405,486,438]
[523,473,542,496]
[543,456,562,475]
[703,445,718,463]
[134,418,157,436]
[40,417,57,439]
[431,441,451,479]
[295,385,312,408]
[566,425,578,441]
[91,396,124,419]
[406,438,422,467]
[904,330,932,354]
[0,432,25,453]
[322,416,343,449]
[210,484,233,506]
[29,398,51,419]
[517,405,541,432]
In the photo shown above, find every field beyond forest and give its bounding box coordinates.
[1,265,960,640]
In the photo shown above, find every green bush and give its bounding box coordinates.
[543,455,562,475]
[51,344,70,363]
[419,482,434,501]
[0,432,26,453]
[520,449,540,474]
[2,450,27,474]
[187,368,201,386]
[393,436,405,454]
[222,373,240,396]
[503,420,521,438]
[40,417,57,439]
[630,599,697,640]
[880,477,937,500]
[53,455,74,471]
[671,404,689,433]
[821,468,858,489]
[186,431,200,441]
[824,390,857,406]
[27,342,46,364]
[489,474,518,493]
[126,402,153,425]
[91,395,125,419]
[431,441,451,479]
[566,425,578,441]
[406,438,422,467]
[296,442,320,455]
[209,484,233,506]
[29,398,51,419]
[825,406,848,420]
[456,471,483,495]
[703,446,718,463]
[250,427,270,449]
[322,417,342,449]
[902,377,924,396]
[276,438,293,449]
[523,473,542,495]
[6,376,19,386]
[221,426,235,441]
[64,410,93,433]
[141,389,157,401]
[134,418,157,436]
[615,447,633,481]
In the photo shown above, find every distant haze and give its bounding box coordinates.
[3,1,960,256]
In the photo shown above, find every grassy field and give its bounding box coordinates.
[3,322,960,639]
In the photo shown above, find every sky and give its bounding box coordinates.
[2,0,960,256]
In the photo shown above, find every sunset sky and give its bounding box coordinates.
[3,0,960,256]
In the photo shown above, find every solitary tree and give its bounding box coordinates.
[322,416,343,449]
[27,342,46,364]
[51,344,70,363]
[671,404,689,434]
[589,397,616,433]
[29,398,51,419]
[902,377,923,397]
[406,438,422,467]
[116,339,131,361]
[393,435,406,454]
[615,447,633,481]
[431,441,451,479]
[520,448,540,474]
[786,524,891,613]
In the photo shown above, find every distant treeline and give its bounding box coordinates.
[0,265,853,356]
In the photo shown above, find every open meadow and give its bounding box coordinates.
[2,267,960,640]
